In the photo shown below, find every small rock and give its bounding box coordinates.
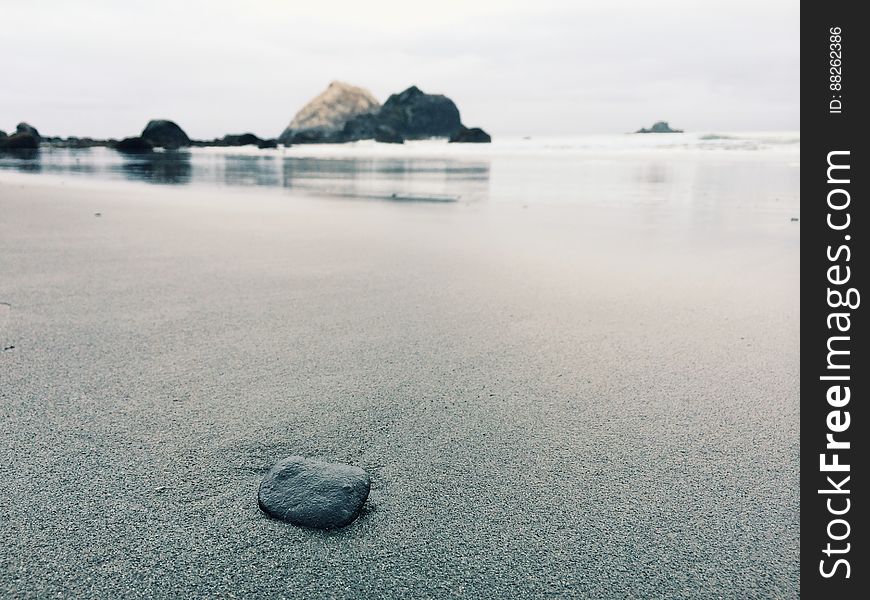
[219,133,263,147]
[114,136,154,154]
[449,125,492,143]
[258,456,370,529]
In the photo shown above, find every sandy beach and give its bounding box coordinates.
[0,151,798,598]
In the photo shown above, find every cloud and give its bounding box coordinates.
[1,0,798,138]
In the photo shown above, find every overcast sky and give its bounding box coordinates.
[2,0,799,139]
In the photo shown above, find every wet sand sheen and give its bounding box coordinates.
[0,175,798,598]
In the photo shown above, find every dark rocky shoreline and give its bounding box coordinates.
[2,82,492,154]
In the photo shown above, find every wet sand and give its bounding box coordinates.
[0,173,798,598]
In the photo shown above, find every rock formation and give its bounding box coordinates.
[16,122,41,142]
[636,121,683,133]
[220,133,262,146]
[376,86,461,139]
[114,137,154,154]
[449,126,491,143]
[141,119,191,148]
[280,83,488,144]
[278,81,381,145]
[0,133,40,150]
[0,123,42,150]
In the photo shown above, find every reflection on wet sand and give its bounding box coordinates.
[0,148,491,203]
[121,152,193,185]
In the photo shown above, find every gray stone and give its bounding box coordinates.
[258,456,370,529]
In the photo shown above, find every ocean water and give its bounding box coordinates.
[0,132,799,216]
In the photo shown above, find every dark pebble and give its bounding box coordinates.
[258,456,370,529]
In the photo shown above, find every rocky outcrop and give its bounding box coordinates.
[636,121,683,133]
[114,137,154,153]
[58,137,107,148]
[141,119,190,148]
[16,122,41,142]
[449,126,491,143]
[0,133,40,150]
[189,133,279,149]
[279,81,380,145]
[220,133,262,146]
[377,86,461,139]
[280,83,487,144]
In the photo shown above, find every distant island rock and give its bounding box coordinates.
[636,121,683,134]
[141,119,191,149]
[279,82,491,145]
[278,81,381,145]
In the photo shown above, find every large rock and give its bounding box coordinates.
[279,81,380,145]
[0,133,40,150]
[258,456,371,529]
[141,119,191,148]
[377,86,461,139]
[16,122,41,141]
[449,126,491,143]
[114,136,154,154]
[636,121,683,134]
